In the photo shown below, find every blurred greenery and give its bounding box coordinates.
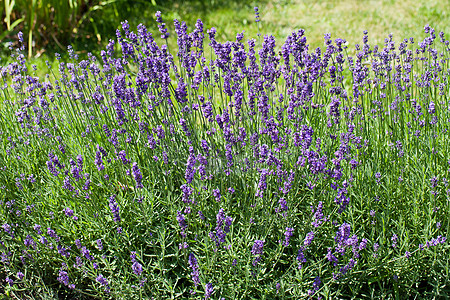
[1,0,449,66]
[0,0,155,57]
[0,0,259,59]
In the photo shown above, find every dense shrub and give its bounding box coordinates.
[0,8,449,299]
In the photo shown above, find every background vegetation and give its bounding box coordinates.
[2,0,450,58]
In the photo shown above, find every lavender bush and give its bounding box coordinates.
[0,9,449,299]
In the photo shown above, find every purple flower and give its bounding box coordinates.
[430,176,438,189]
[57,245,71,258]
[28,174,36,183]
[109,195,121,222]
[5,276,13,287]
[326,247,338,266]
[140,277,147,288]
[2,223,11,234]
[175,78,188,103]
[185,149,196,184]
[212,188,221,202]
[340,258,357,276]
[177,211,188,238]
[276,198,288,213]
[180,118,191,136]
[75,239,82,249]
[391,234,398,248]
[17,271,24,280]
[97,239,103,251]
[335,223,351,245]
[281,170,295,194]
[155,11,169,39]
[373,243,380,258]
[304,231,315,246]
[181,184,194,203]
[188,253,200,287]
[103,125,111,137]
[428,101,435,114]
[311,201,324,227]
[359,238,368,250]
[62,176,75,191]
[83,177,91,190]
[76,154,83,170]
[375,172,381,184]
[252,240,264,255]
[57,268,69,286]
[132,162,143,189]
[254,7,260,22]
[63,207,74,217]
[95,151,104,171]
[70,164,82,181]
[130,251,137,262]
[210,209,232,247]
[118,150,130,165]
[307,276,321,296]
[297,247,307,269]
[204,283,214,299]
[179,242,189,249]
[96,274,109,291]
[209,208,233,247]
[47,228,60,242]
[73,256,83,268]
[132,261,143,276]
[283,227,294,246]
[255,169,269,198]
[81,246,93,261]
[47,160,59,176]
[252,240,264,266]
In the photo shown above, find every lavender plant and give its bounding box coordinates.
[0,9,449,299]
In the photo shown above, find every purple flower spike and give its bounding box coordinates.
[5,276,13,287]
[304,231,315,246]
[96,274,109,292]
[155,11,169,39]
[188,253,200,287]
[177,211,188,238]
[57,268,70,287]
[132,162,143,189]
[283,227,294,246]
[17,271,24,280]
[95,151,105,171]
[97,239,103,251]
[204,283,214,299]
[252,240,264,266]
[213,188,221,202]
[109,195,121,222]
[254,7,260,22]
[132,261,143,276]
